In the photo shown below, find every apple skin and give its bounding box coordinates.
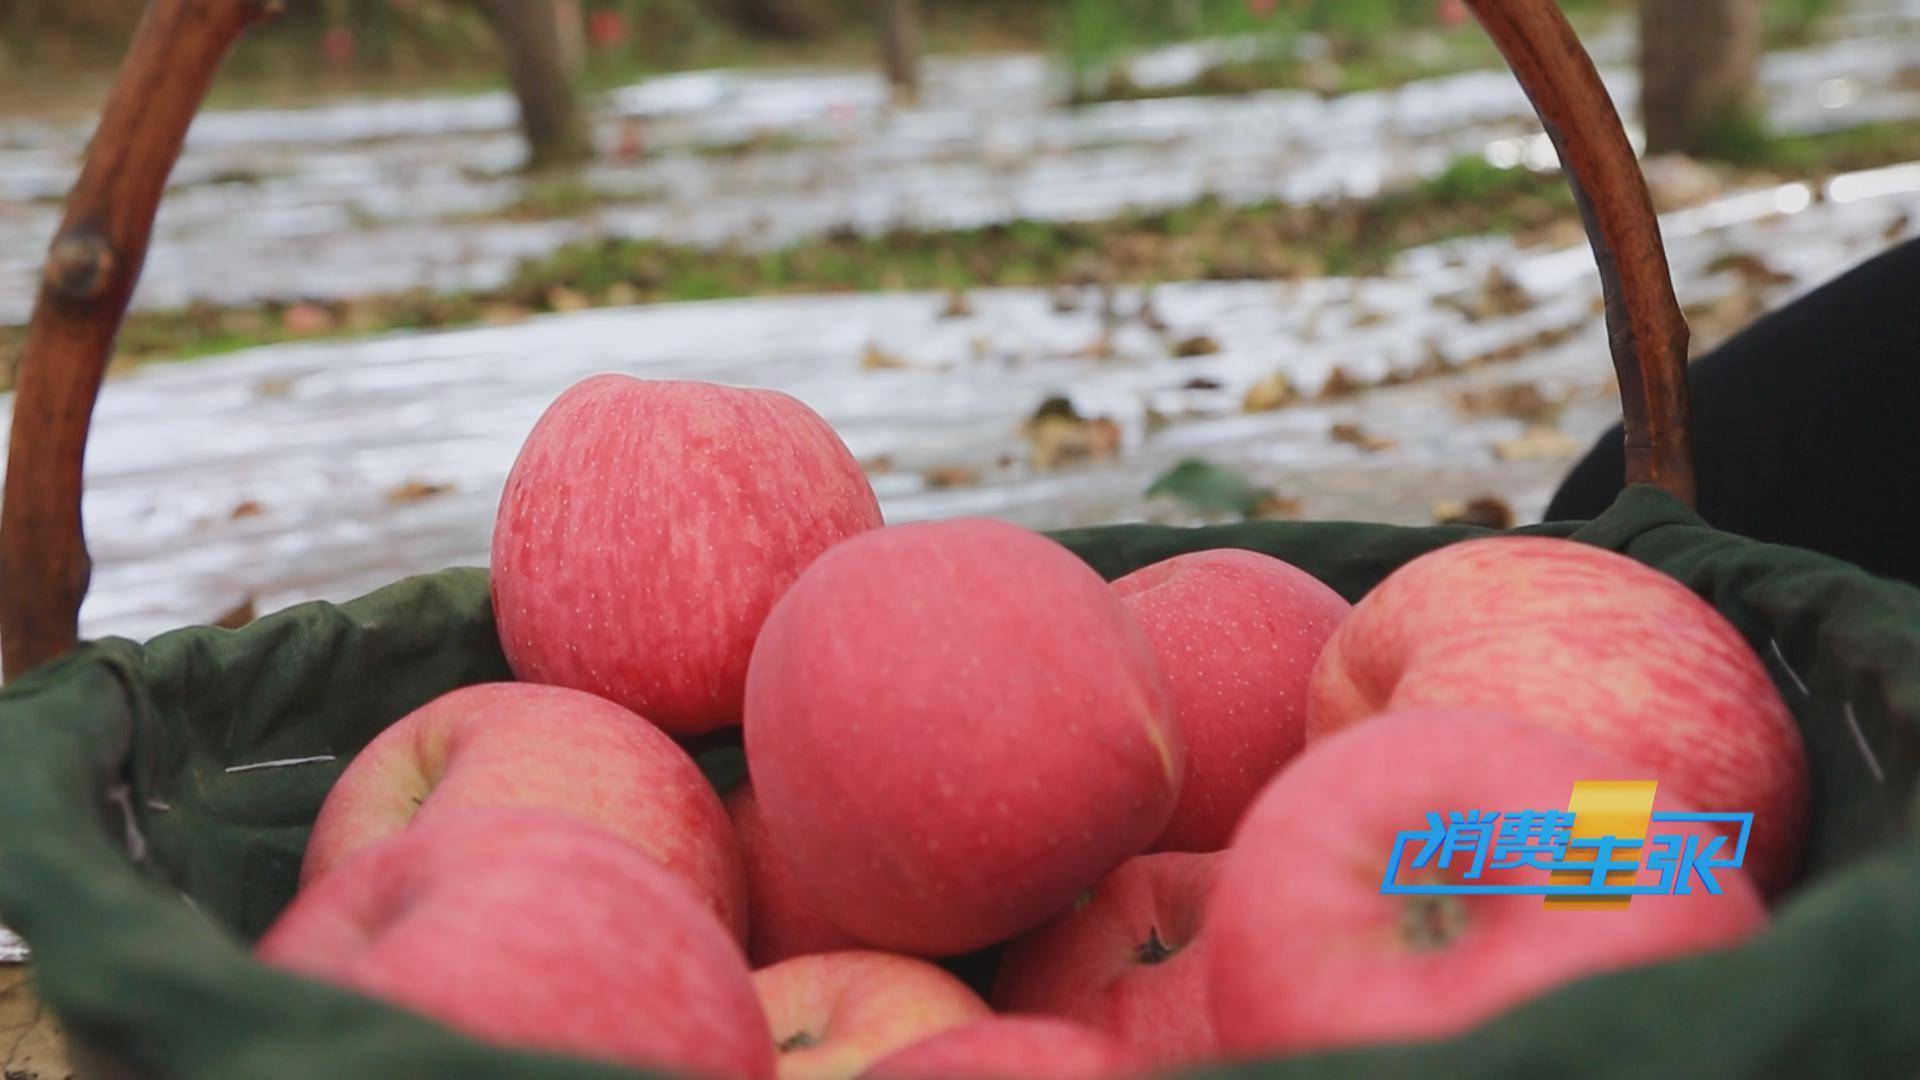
[1306,536,1807,894]
[299,682,747,945]
[259,810,776,1080]
[755,951,991,1080]
[1113,550,1350,852]
[861,1017,1140,1080]
[745,517,1182,957]
[992,851,1220,1069]
[491,375,883,736]
[1208,708,1769,1059]
[728,781,862,966]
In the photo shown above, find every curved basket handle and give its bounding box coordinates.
[0,0,274,680]
[1468,0,1696,504]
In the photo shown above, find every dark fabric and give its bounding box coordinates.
[1549,237,1920,588]
[4,487,1920,1078]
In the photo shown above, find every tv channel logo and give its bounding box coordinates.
[1379,781,1752,907]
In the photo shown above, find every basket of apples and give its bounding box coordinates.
[4,2,1920,1078]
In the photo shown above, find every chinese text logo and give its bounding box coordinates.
[1379,780,1751,905]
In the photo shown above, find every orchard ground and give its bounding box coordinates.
[0,5,1917,640]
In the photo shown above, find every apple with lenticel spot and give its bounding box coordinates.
[744,517,1183,956]
[260,810,775,1080]
[491,375,883,737]
[1306,535,1808,893]
[992,851,1222,1069]
[1112,549,1350,852]
[1208,709,1769,1058]
[754,951,990,1080]
[298,681,748,944]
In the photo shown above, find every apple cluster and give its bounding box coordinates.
[256,375,1810,1079]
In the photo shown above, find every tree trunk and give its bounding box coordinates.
[552,0,584,75]
[880,0,921,105]
[472,0,590,171]
[727,0,831,40]
[1639,0,1763,156]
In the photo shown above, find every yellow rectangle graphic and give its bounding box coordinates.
[1546,780,1658,910]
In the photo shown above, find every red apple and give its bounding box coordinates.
[745,518,1182,956]
[1113,549,1349,851]
[755,951,991,1080]
[491,375,883,736]
[1209,708,1769,1058]
[862,1017,1139,1080]
[1306,536,1807,893]
[259,810,775,1079]
[993,851,1219,1068]
[728,781,861,966]
[299,682,747,944]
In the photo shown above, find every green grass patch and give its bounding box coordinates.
[1700,120,1920,174]
[517,154,1569,297]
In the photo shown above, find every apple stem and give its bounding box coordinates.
[1135,927,1178,965]
[778,1031,821,1053]
[1399,895,1468,951]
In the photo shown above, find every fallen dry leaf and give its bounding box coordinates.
[1683,288,1768,348]
[1250,494,1303,519]
[1181,376,1224,391]
[1383,346,1452,386]
[1242,372,1294,413]
[230,499,266,520]
[860,454,896,475]
[481,303,532,326]
[1070,335,1119,361]
[861,343,910,370]
[388,479,455,504]
[1173,334,1221,358]
[922,465,983,489]
[1454,381,1565,422]
[1318,366,1371,399]
[940,289,976,319]
[1493,425,1581,462]
[545,285,591,313]
[1707,252,1794,288]
[1025,397,1122,470]
[1433,495,1515,529]
[1442,266,1533,322]
[281,302,336,336]
[1459,320,1586,369]
[214,596,257,630]
[1329,422,1397,453]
